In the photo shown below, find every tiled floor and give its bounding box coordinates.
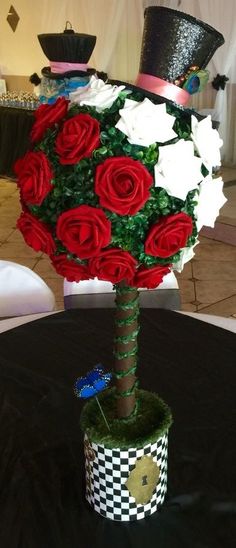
[0,171,236,318]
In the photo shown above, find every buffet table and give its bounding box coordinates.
[0,106,34,176]
[0,308,235,547]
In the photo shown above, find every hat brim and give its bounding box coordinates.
[41,66,96,80]
[109,79,219,126]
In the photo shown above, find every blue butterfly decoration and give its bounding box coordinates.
[74,364,112,399]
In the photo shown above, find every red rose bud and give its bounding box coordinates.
[56,205,111,259]
[14,151,53,206]
[130,264,171,289]
[51,254,91,283]
[55,113,100,164]
[31,97,69,143]
[17,211,56,255]
[95,156,153,215]
[89,248,137,284]
[145,212,193,258]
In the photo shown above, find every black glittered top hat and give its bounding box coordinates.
[38,23,97,80]
[110,7,224,109]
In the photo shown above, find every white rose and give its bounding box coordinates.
[115,98,177,146]
[194,176,227,231]
[191,115,223,171]
[69,75,125,112]
[154,139,204,200]
[172,241,199,273]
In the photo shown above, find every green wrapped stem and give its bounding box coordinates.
[115,309,139,326]
[115,364,137,378]
[113,282,140,419]
[114,327,139,346]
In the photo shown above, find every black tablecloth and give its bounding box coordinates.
[0,107,34,176]
[0,309,235,548]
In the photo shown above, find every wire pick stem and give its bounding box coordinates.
[95,396,110,431]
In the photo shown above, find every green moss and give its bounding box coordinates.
[80,389,172,450]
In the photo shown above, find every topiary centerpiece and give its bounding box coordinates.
[15,7,225,521]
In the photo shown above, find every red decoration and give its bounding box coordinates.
[14,151,53,205]
[95,156,153,215]
[145,212,193,258]
[31,97,69,143]
[130,264,171,289]
[17,211,56,255]
[56,205,111,259]
[89,248,137,284]
[55,113,100,164]
[51,254,91,282]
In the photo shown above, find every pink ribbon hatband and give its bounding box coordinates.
[50,61,88,74]
[135,73,190,106]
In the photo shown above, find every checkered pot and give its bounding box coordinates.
[84,431,169,521]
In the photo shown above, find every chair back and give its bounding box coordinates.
[64,272,181,310]
[0,260,55,318]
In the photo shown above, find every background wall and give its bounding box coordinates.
[0,0,46,76]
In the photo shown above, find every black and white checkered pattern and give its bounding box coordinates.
[84,431,169,521]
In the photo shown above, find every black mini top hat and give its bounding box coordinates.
[110,7,224,112]
[38,22,96,80]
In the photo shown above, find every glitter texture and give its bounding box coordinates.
[139,7,224,82]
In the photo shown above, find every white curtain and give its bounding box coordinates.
[40,0,68,32]
[143,1,180,8]
[78,0,126,76]
[180,0,236,166]
[110,0,143,83]
[197,0,236,165]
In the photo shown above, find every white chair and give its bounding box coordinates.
[0,260,55,318]
[63,271,181,310]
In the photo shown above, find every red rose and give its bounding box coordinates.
[14,151,53,205]
[51,254,91,282]
[130,264,171,289]
[95,156,153,215]
[17,211,56,255]
[55,113,100,164]
[56,205,111,259]
[145,212,193,258]
[31,97,69,143]
[89,248,137,284]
